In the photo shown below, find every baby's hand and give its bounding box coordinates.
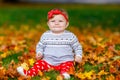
[36,53,43,60]
[75,55,82,63]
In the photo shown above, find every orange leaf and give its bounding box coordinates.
[56,75,63,80]
[97,70,108,76]
[116,73,120,80]
[106,74,115,80]
[67,66,75,75]
[109,66,117,73]
[38,70,44,77]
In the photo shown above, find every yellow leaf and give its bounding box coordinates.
[0,61,2,64]
[28,58,35,66]
[76,70,94,79]
[76,72,86,79]
[18,40,26,45]
[21,63,29,70]
[41,76,50,80]
[97,43,105,48]
[98,70,108,76]
[93,55,98,61]
[84,70,94,79]
[1,52,7,58]
[14,46,19,51]
[56,75,63,80]
[98,57,105,63]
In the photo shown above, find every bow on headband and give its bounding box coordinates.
[48,9,68,21]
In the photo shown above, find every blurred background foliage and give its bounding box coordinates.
[0,0,120,30]
[0,1,120,80]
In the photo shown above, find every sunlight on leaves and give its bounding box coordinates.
[0,26,119,79]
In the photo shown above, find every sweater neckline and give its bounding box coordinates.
[50,30,66,36]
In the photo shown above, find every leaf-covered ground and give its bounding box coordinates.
[0,25,120,80]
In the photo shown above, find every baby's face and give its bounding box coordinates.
[47,14,69,34]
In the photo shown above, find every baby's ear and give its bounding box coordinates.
[47,21,49,26]
[66,22,69,28]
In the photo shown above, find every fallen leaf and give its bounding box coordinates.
[38,70,44,77]
[56,75,63,80]
[28,58,35,66]
[21,62,29,70]
[97,70,108,76]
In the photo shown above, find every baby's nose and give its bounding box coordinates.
[55,21,59,25]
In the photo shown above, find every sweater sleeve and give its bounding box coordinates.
[71,34,82,58]
[36,35,45,55]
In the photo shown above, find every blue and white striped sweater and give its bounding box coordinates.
[36,30,82,65]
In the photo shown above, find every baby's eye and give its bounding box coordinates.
[51,20,55,22]
[59,20,63,22]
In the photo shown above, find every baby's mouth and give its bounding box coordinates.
[53,26,60,28]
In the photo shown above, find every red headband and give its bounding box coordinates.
[48,9,68,21]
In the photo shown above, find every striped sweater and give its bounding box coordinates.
[36,30,82,65]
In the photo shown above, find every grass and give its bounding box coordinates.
[0,3,120,79]
[2,51,22,68]
[0,4,120,29]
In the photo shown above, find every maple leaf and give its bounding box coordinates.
[28,58,35,66]
[38,70,44,77]
[76,70,94,79]
[84,70,94,79]
[75,72,86,79]
[21,62,29,70]
[97,70,108,76]
[67,66,75,75]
